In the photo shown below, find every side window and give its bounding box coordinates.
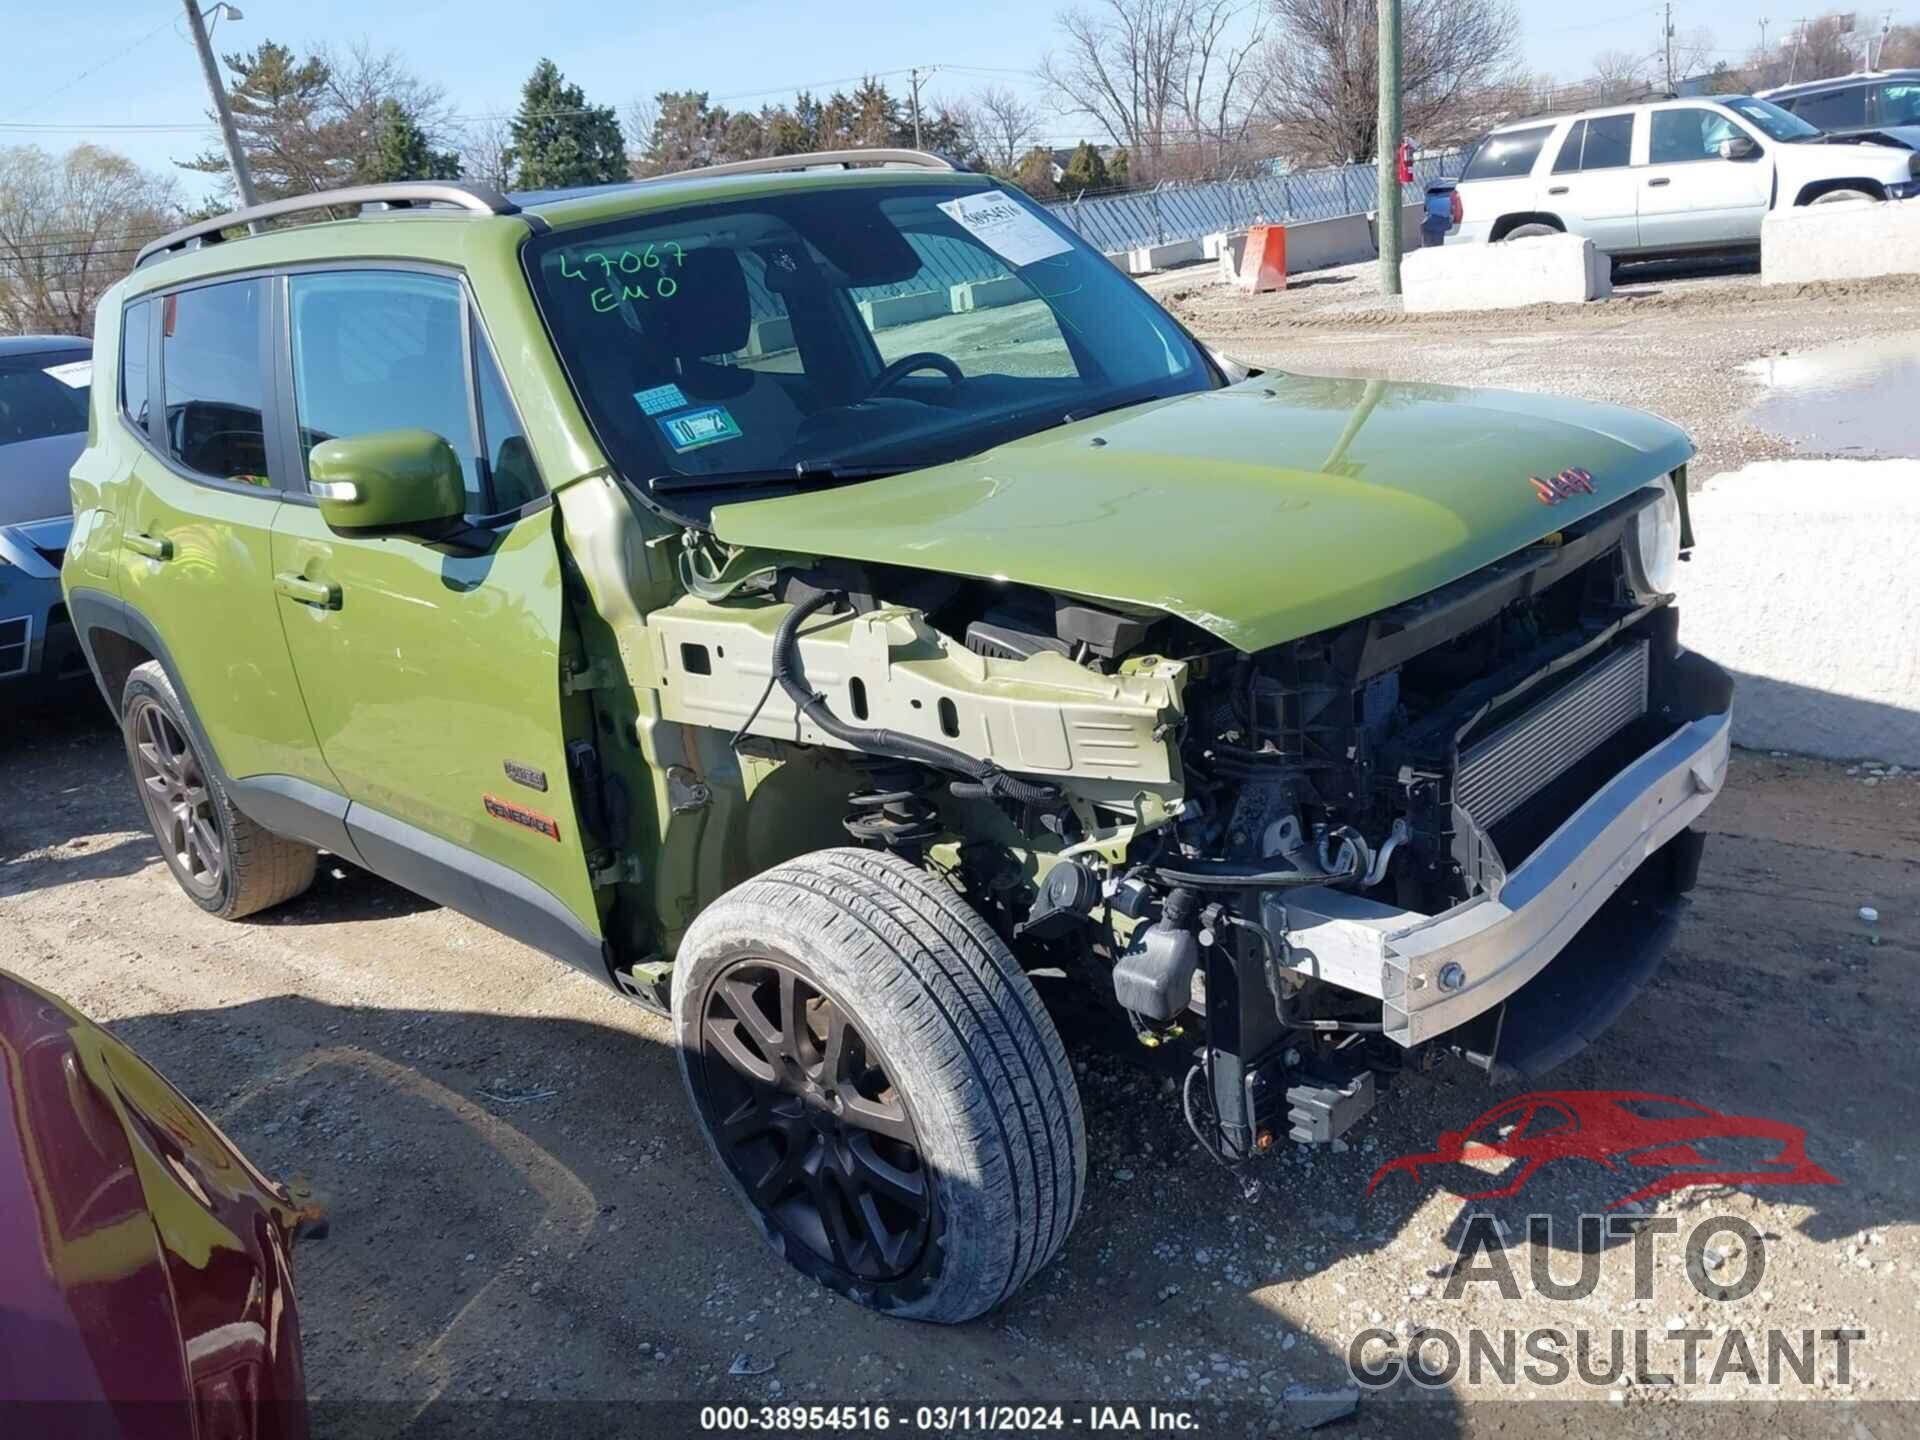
[1794,86,1867,129]
[1879,82,1920,125]
[1581,114,1634,170]
[1460,126,1553,180]
[160,280,271,486]
[1551,121,1586,175]
[473,325,543,512]
[288,271,485,512]
[120,300,151,431]
[1650,110,1717,164]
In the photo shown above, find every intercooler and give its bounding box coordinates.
[1453,640,1651,827]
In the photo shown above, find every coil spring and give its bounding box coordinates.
[843,762,943,857]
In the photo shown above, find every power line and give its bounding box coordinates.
[1,12,181,124]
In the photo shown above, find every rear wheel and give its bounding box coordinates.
[673,847,1086,1322]
[121,661,317,920]
[1501,222,1562,241]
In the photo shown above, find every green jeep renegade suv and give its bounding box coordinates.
[66,152,1731,1322]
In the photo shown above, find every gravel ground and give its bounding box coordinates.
[1157,258,1920,482]
[4,690,1916,1436]
[6,274,1919,1436]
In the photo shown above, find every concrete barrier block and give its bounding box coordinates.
[1762,199,1920,284]
[1211,230,1249,281]
[1402,234,1608,313]
[746,316,794,357]
[1282,214,1376,273]
[948,276,1027,313]
[856,289,952,331]
[1125,238,1204,273]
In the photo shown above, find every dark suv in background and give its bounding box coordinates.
[1761,69,1920,149]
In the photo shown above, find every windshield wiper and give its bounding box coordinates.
[648,461,914,494]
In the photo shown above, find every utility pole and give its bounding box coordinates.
[1663,1,1676,94]
[182,0,259,217]
[1377,0,1403,297]
[909,67,925,151]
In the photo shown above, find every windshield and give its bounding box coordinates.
[524,180,1213,493]
[1721,96,1821,142]
[0,351,90,449]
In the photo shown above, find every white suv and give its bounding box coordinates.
[1446,94,1920,260]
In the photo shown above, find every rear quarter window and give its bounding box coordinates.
[1462,126,1553,181]
[1792,86,1868,129]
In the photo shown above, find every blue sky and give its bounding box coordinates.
[1,0,1832,206]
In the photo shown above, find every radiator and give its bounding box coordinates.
[1454,640,1651,827]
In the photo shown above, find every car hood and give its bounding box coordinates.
[709,374,1692,652]
[0,431,83,528]
[1779,134,1916,179]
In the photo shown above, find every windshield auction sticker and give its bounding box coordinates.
[937,191,1072,268]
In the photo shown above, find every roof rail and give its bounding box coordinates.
[667,148,960,182]
[134,181,526,270]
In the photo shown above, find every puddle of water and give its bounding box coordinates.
[1744,333,1920,459]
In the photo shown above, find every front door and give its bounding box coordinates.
[266,267,599,939]
[1637,106,1772,249]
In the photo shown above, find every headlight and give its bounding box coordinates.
[1627,478,1682,596]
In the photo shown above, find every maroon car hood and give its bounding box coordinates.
[0,973,308,1436]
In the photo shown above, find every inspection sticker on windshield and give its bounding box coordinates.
[633,382,689,416]
[658,404,742,452]
[937,191,1071,268]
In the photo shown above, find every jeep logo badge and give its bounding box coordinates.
[1531,467,1596,504]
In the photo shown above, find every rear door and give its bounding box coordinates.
[1786,83,1869,133]
[1637,105,1773,249]
[266,266,600,943]
[1541,112,1639,252]
[115,276,337,792]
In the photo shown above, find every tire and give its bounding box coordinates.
[1809,187,1878,205]
[1501,222,1562,241]
[673,847,1086,1323]
[120,661,317,920]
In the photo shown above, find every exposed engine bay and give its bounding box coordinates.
[645,482,1733,1166]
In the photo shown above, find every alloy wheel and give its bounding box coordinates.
[696,959,933,1281]
[129,699,224,900]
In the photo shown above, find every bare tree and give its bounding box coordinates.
[0,144,179,336]
[1260,0,1521,164]
[952,85,1043,173]
[459,114,516,191]
[1588,48,1654,104]
[1040,0,1267,183]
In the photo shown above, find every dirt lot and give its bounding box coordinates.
[5,276,1919,1436]
[1158,260,1920,481]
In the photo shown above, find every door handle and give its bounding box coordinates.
[125,532,173,561]
[274,572,342,610]
[1547,185,1569,195]
[1647,177,1672,187]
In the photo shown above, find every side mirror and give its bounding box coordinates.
[1719,135,1761,161]
[308,429,466,541]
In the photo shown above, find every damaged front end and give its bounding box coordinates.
[632,478,1729,1165]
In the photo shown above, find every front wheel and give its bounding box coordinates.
[1809,187,1879,205]
[673,848,1086,1323]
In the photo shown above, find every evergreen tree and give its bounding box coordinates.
[180,41,340,198]
[366,99,460,182]
[1109,147,1131,187]
[1060,140,1109,192]
[505,59,625,190]
[1014,146,1058,198]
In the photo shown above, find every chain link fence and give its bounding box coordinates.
[1041,151,1467,254]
